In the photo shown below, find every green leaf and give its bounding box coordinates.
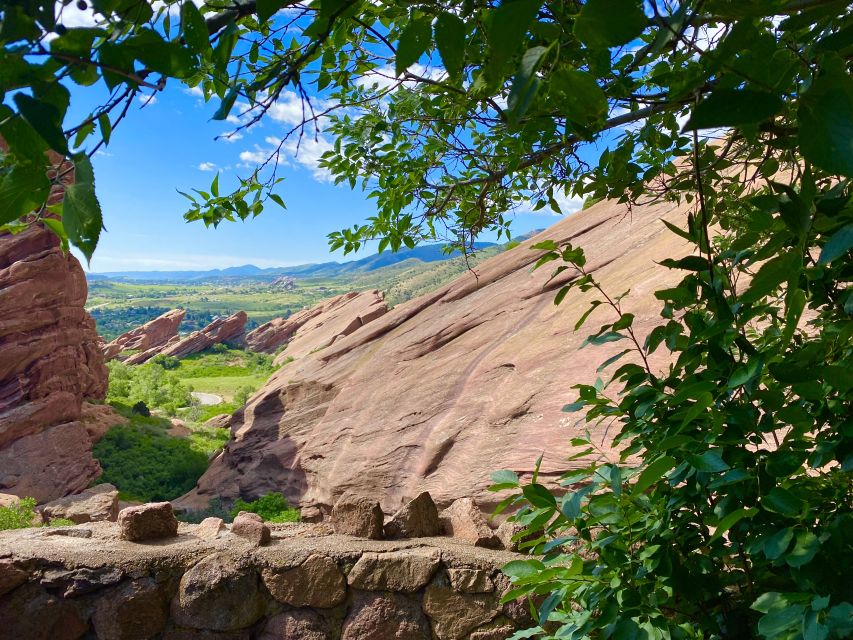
[758,604,806,638]
[523,483,556,508]
[98,113,112,146]
[213,23,239,71]
[213,86,239,121]
[684,89,784,130]
[256,0,286,23]
[485,0,542,84]
[126,30,198,79]
[786,531,820,567]
[395,17,432,77]
[508,46,548,121]
[549,67,607,125]
[799,70,853,177]
[573,0,647,49]
[434,13,465,81]
[632,456,676,495]
[0,163,50,225]
[763,487,804,517]
[62,154,103,262]
[13,94,68,154]
[181,1,211,54]
[502,558,545,580]
[764,527,794,560]
[689,450,730,473]
[818,223,853,264]
[709,507,758,543]
[741,251,801,303]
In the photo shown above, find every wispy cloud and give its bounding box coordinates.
[198,162,217,171]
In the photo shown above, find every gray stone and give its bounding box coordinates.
[447,567,494,593]
[40,483,119,524]
[42,527,92,538]
[342,591,430,640]
[118,502,178,542]
[422,585,499,640]
[331,493,384,539]
[495,520,533,552]
[384,491,443,539]
[171,553,264,631]
[0,582,88,640]
[440,498,500,548]
[92,578,168,640]
[347,549,440,592]
[262,554,346,608]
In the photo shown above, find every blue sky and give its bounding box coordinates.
[73,79,574,272]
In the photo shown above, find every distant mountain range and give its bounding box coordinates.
[87,242,499,282]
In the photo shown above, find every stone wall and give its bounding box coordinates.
[0,521,530,639]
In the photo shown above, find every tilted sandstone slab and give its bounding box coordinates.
[102,308,185,361]
[178,196,689,516]
[0,224,108,502]
[245,289,388,356]
[126,311,248,364]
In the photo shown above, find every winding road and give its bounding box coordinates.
[191,391,223,406]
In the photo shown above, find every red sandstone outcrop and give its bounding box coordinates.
[0,224,109,502]
[126,311,248,364]
[245,290,388,356]
[178,196,690,516]
[102,308,185,360]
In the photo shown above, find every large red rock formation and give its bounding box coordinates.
[102,308,185,360]
[127,311,248,364]
[0,224,110,502]
[178,196,690,516]
[246,290,388,356]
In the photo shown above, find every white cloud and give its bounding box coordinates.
[137,93,158,106]
[356,63,447,92]
[184,85,205,98]
[198,162,217,171]
[518,190,584,217]
[218,132,244,143]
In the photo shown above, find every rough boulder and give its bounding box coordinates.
[178,196,688,517]
[0,222,109,503]
[102,308,185,361]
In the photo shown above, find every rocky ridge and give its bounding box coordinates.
[125,310,248,364]
[101,308,185,361]
[179,195,689,516]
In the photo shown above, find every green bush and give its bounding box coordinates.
[178,498,231,524]
[0,497,38,530]
[93,411,221,502]
[107,360,192,416]
[229,492,300,523]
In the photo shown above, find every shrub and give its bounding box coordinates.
[107,360,192,416]
[178,498,231,524]
[0,497,38,530]
[93,417,210,502]
[131,400,150,417]
[229,492,300,523]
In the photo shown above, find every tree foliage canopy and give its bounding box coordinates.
[1,0,852,637]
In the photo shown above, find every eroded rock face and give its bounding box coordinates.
[0,224,108,502]
[246,290,388,356]
[102,309,185,361]
[180,197,687,517]
[262,554,345,608]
